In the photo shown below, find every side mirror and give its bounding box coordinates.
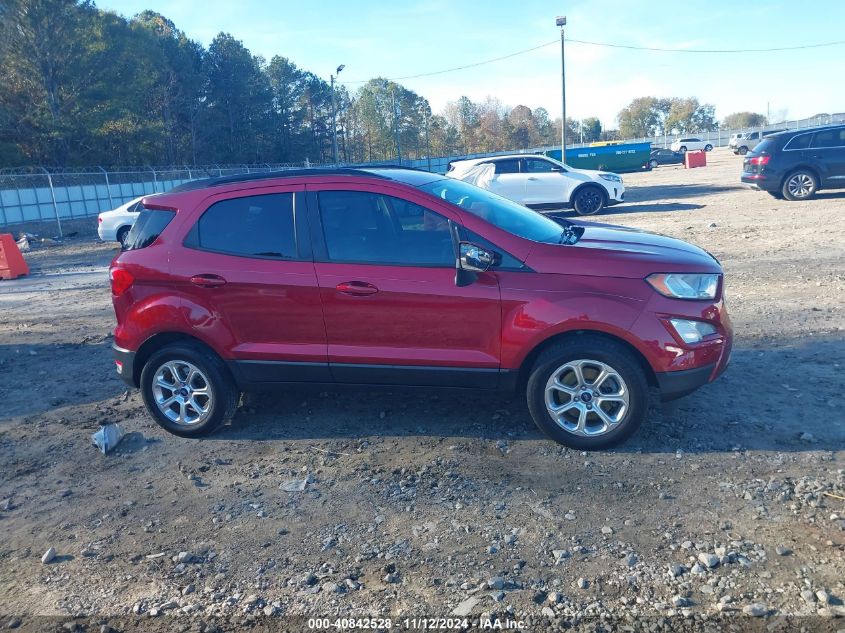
[460,242,499,273]
[551,165,564,172]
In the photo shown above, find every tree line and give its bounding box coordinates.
[1,1,770,168]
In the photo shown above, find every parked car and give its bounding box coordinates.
[110,167,732,450]
[446,154,624,215]
[648,149,685,168]
[670,138,713,153]
[730,129,785,155]
[97,196,145,245]
[741,124,845,200]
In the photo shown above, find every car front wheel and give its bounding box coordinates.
[140,342,239,437]
[782,170,818,201]
[737,146,748,155]
[648,159,659,169]
[526,337,648,450]
[679,146,687,153]
[572,186,606,215]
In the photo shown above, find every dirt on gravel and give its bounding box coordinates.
[1,148,844,631]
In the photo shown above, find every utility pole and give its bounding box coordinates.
[331,64,345,165]
[556,16,567,162]
[392,90,402,165]
[423,108,432,172]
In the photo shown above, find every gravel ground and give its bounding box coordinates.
[1,148,844,632]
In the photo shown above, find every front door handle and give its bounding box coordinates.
[527,176,539,180]
[336,281,379,296]
[190,274,227,288]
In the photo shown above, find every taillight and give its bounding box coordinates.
[748,155,770,166]
[98,216,103,223]
[110,267,134,296]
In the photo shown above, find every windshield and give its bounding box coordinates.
[418,178,565,244]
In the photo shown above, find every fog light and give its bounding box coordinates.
[669,318,717,344]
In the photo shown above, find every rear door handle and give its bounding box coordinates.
[190,274,227,288]
[336,281,379,296]
[527,176,539,181]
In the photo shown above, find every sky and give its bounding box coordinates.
[97,0,845,127]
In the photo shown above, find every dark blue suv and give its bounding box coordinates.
[741,124,845,200]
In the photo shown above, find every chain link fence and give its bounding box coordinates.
[2,112,843,235]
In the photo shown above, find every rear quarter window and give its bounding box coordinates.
[784,134,812,150]
[123,207,175,250]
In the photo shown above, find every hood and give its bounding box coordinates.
[524,221,721,278]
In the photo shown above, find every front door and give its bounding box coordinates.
[520,157,572,205]
[808,127,845,185]
[307,184,502,388]
[170,186,330,383]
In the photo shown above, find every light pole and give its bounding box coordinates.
[331,64,345,165]
[556,16,567,162]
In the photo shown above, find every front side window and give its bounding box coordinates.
[492,159,520,174]
[522,158,559,173]
[318,191,453,266]
[184,193,296,259]
[418,178,564,244]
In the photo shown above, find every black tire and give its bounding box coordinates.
[767,190,784,200]
[781,169,818,201]
[737,146,748,155]
[679,146,687,153]
[704,144,713,152]
[116,225,131,246]
[572,186,606,216]
[140,342,239,438]
[648,159,659,169]
[526,336,649,450]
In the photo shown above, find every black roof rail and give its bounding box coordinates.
[167,167,396,193]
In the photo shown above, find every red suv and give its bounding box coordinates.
[110,168,731,450]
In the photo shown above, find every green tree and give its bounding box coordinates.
[581,117,602,143]
[723,111,768,128]
[617,97,661,138]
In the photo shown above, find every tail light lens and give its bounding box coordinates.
[98,216,103,223]
[747,155,770,166]
[110,267,134,296]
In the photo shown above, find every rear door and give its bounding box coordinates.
[306,183,502,388]
[520,157,571,205]
[486,159,525,203]
[170,185,330,382]
[808,127,845,184]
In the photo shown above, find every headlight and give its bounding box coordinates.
[646,273,719,300]
[669,318,717,344]
[599,173,622,183]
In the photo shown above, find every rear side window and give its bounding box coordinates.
[784,133,812,150]
[184,193,296,259]
[493,159,520,174]
[810,128,845,148]
[123,207,175,250]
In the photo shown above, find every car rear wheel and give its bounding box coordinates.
[116,225,131,246]
[737,146,748,155]
[572,186,606,215]
[782,170,818,201]
[140,342,239,437]
[526,337,649,450]
[704,144,713,151]
[648,159,659,169]
[679,146,687,153]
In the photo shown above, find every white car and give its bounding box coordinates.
[97,196,145,245]
[670,137,713,153]
[446,154,624,215]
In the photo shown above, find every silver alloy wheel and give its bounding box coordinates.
[544,359,629,436]
[152,360,213,426]
[787,173,814,198]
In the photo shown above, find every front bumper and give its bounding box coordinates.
[113,343,136,387]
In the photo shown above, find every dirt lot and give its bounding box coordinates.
[1,148,844,631]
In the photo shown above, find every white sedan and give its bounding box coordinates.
[446,154,624,215]
[97,196,144,245]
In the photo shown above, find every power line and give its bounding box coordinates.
[340,37,845,85]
